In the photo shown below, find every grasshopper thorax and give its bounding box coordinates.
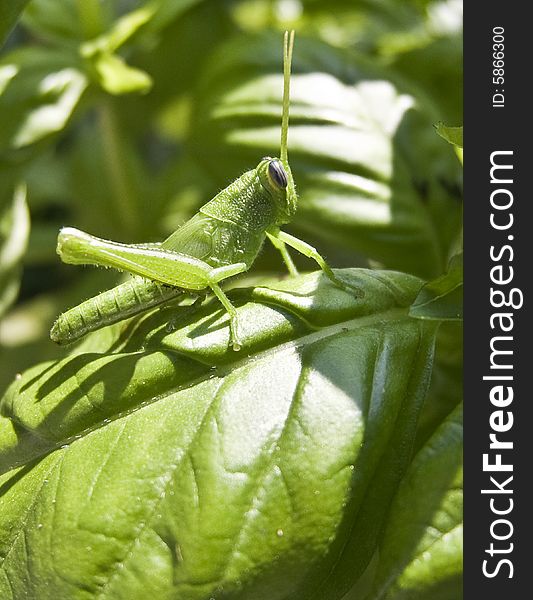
[257,156,297,225]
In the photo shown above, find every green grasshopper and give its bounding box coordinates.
[50,31,361,351]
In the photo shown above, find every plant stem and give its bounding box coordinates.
[99,102,138,235]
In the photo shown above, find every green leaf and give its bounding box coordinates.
[0,269,438,599]
[435,123,463,164]
[0,184,29,318]
[188,33,463,279]
[409,252,463,321]
[434,123,463,148]
[0,0,30,47]
[415,322,462,449]
[371,404,462,600]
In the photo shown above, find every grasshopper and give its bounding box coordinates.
[50,31,361,351]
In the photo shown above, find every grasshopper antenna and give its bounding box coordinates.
[280,30,295,164]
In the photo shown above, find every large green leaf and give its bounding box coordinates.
[187,33,462,279]
[414,322,462,450]
[370,404,462,600]
[0,269,438,599]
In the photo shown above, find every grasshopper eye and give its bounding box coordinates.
[268,160,288,189]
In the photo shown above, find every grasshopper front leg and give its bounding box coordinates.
[267,229,364,297]
[58,228,248,350]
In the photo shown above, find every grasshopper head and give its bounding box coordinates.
[257,156,297,224]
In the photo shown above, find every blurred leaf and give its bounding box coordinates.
[0,48,84,154]
[133,0,236,116]
[426,0,463,38]
[22,0,205,45]
[0,184,29,318]
[13,68,88,148]
[389,36,462,125]
[0,0,30,47]
[188,33,462,279]
[0,64,18,94]
[410,252,462,321]
[76,2,156,97]
[66,103,151,238]
[147,0,206,33]
[370,404,462,600]
[292,0,430,52]
[0,269,438,599]
[21,0,88,43]
[78,0,206,50]
[434,123,463,149]
[90,52,152,95]
[81,5,156,56]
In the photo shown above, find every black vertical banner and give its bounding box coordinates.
[465,2,531,597]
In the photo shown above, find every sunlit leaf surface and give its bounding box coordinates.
[1,269,439,600]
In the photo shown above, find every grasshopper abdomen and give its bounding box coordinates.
[50,278,183,345]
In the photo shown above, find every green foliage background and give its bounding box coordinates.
[0,1,462,599]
